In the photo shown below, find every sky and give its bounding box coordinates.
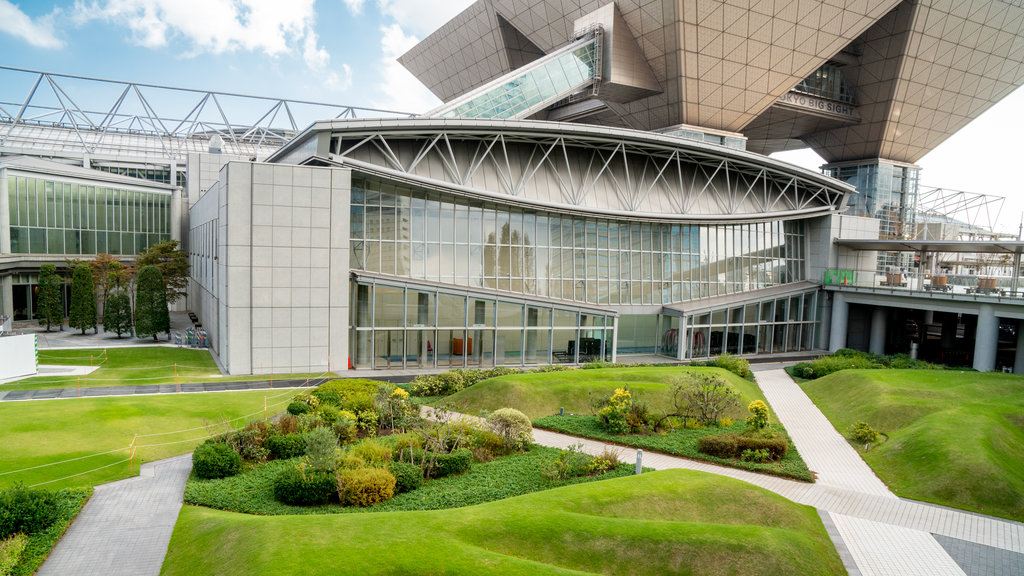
[2,0,1023,232]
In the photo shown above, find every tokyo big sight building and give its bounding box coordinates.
[4,0,1024,374]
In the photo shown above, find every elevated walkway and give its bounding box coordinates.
[425,33,600,120]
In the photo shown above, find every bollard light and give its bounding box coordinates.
[635,449,643,475]
[559,407,564,416]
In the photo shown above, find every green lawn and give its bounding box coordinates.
[0,389,296,489]
[2,347,330,391]
[800,369,1024,521]
[162,469,846,576]
[442,366,768,421]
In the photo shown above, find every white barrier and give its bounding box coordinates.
[0,334,38,380]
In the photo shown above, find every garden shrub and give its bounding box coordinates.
[746,400,770,430]
[311,379,379,412]
[333,410,358,445]
[386,461,423,494]
[337,467,396,507]
[409,371,466,396]
[596,388,633,434]
[695,434,740,459]
[486,408,534,451]
[0,486,60,538]
[791,362,816,379]
[581,361,653,369]
[697,433,787,460]
[350,439,392,464]
[266,434,306,460]
[531,364,574,373]
[227,423,271,463]
[318,404,339,425]
[272,465,337,505]
[543,442,595,480]
[709,353,751,378]
[287,401,311,416]
[192,441,242,479]
[356,409,379,436]
[278,414,300,435]
[0,533,28,576]
[430,447,473,478]
[670,374,740,426]
[849,421,880,444]
[469,429,508,461]
[741,448,772,463]
[304,426,340,472]
[590,448,621,474]
[390,433,423,458]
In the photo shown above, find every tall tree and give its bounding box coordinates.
[68,264,97,334]
[36,263,64,332]
[135,265,170,341]
[102,289,133,338]
[135,240,189,305]
[88,254,133,310]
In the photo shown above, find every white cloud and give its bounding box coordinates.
[376,0,474,37]
[373,23,441,113]
[0,0,63,48]
[342,0,365,15]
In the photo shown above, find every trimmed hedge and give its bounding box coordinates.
[432,448,473,478]
[266,434,306,460]
[273,467,337,505]
[386,461,423,494]
[337,467,395,507]
[0,486,60,538]
[192,442,242,480]
[697,433,788,461]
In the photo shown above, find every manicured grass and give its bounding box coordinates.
[162,469,846,576]
[535,415,813,481]
[185,445,637,515]
[441,366,768,421]
[800,369,1024,521]
[3,347,330,391]
[0,390,295,489]
[8,488,91,576]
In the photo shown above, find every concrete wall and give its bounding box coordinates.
[806,213,879,283]
[0,334,37,379]
[189,161,350,375]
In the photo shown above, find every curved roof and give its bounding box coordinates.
[269,118,853,222]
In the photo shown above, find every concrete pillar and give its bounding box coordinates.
[1015,321,1024,375]
[924,310,934,324]
[525,307,538,363]
[170,188,182,243]
[869,307,887,355]
[0,275,12,318]
[676,315,687,361]
[610,315,619,363]
[973,304,998,372]
[828,291,848,352]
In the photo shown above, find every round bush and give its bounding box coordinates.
[0,486,60,538]
[431,447,473,478]
[337,467,396,507]
[273,466,337,505]
[287,401,311,415]
[266,433,306,460]
[386,461,423,494]
[192,441,242,479]
[486,407,533,451]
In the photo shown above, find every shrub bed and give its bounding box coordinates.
[1,488,90,576]
[272,467,337,506]
[266,434,306,460]
[696,433,788,461]
[790,349,948,380]
[386,461,422,494]
[192,442,243,480]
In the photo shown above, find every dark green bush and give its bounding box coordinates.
[791,362,816,379]
[386,461,423,494]
[287,401,311,415]
[273,466,337,505]
[193,441,243,479]
[266,434,306,459]
[0,486,60,538]
[432,447,473,478]
[695,434,739,459]
[697,433,788,461]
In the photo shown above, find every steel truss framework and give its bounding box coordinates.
[917,186,1005,233]
[318,124,849,220]
[0,66,413,160]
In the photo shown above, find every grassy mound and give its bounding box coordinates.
[801,369,1024,521]
[161,469,846,576]
[443,366,765,420]
[0,390,292,489]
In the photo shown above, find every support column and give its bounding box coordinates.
[973,304,998,372]
[869,307,887,355]
[1015,321,1024,375]
[0,275,12,318]
[676,315,687,361]
[525,307,538,363]
[828,291,848,352]
[610,316,618,363]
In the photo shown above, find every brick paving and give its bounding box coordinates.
[36,454,192,576]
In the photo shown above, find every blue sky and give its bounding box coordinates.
[2,0,1023,231]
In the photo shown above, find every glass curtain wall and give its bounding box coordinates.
[350,280,614,369]
[7,175,172,255]
[683,291,819,359]
[349,176,807,307]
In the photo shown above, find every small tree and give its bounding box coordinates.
[36,263,64,331]
[88,254,133,311]
[103,290,133,338]
[135,240,189,305]
[135,265,170,341]
[68,265,97,334]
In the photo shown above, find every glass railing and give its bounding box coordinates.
[824,269,1024,299]
[427,35,600,120]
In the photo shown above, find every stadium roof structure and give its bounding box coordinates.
[400,0,1024,163]
[0,66,414,161]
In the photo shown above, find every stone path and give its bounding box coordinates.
[36,454,192,576]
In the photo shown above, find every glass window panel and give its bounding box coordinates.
[437,293,466,326]
[373,285,404,327]
[30,228,46,254]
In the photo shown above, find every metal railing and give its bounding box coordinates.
[824,269,1024,300]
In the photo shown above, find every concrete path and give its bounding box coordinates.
[37,454,192,576]
[0,377,328,401]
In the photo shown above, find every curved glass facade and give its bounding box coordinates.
[349,176,806,306]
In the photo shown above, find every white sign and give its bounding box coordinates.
[777,92,859,120]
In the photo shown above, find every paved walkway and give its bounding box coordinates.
[36,454,192,576]
[0,377,326,401]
